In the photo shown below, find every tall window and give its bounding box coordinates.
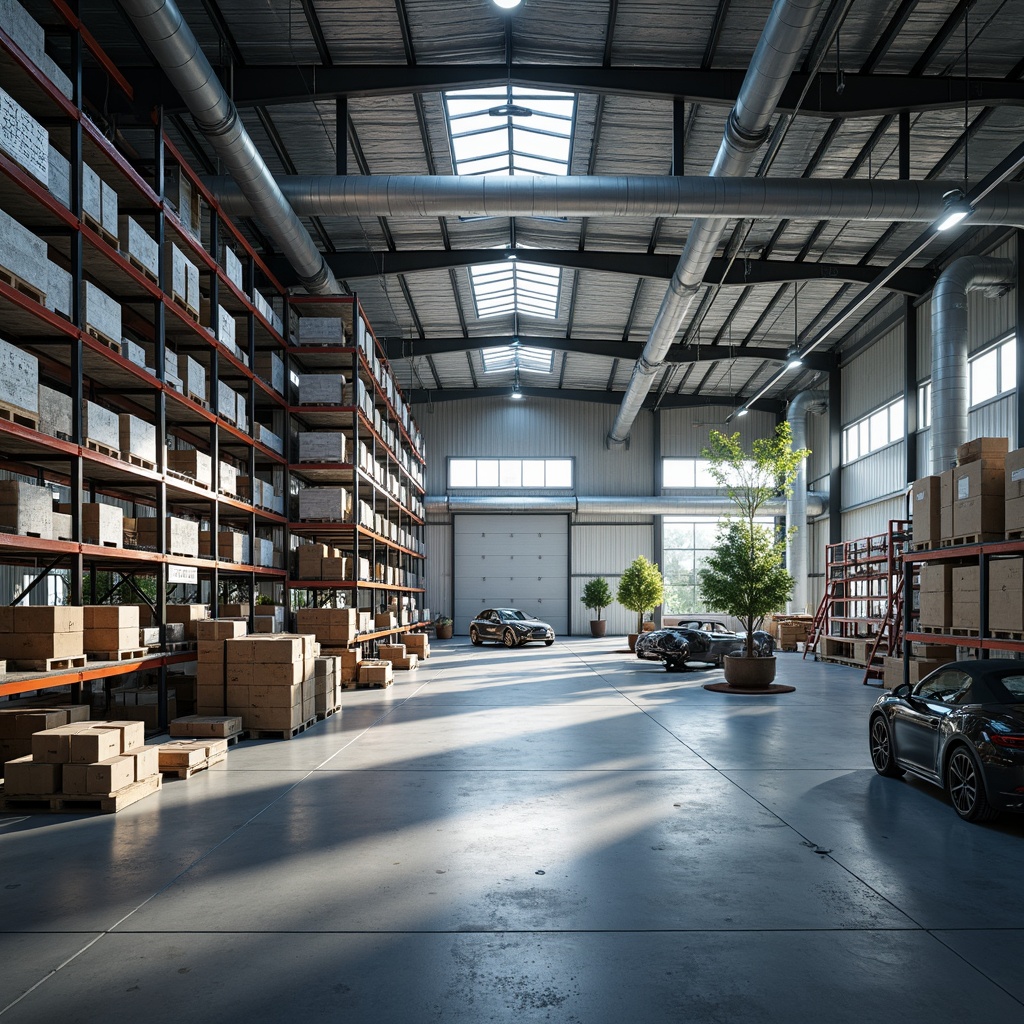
[970,336,1016,406]
[918,381,931,430]
[449,458,572,489]
[662,458,719,488]
[842,396,904,463]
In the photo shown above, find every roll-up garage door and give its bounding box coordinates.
[453,515,569,635]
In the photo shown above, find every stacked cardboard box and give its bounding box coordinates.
[1005,446,1024,536]
[952,564,981,632]
[0,704,90,768]
[254,351,284,394]
[918,562,954,630]
[952,438,1006,541]
[295,608,357,646]
[339,648,362,686]
[83,605,140,656]
[162,241,200,313]
[0,606,84,668]
[911,475,942,546]
[296,317,345,345]
[137,515,199,557]
[38,383,71,437]
[404,633,431,660]
[378,643,418,671]
[0,480,52,538]
[202,529,248,562]
[296,541,349,579]
[165,603,208,641]
[110,685,178,729]
[358,659,393,687]
[118,215,159,279]
[3,720,160,804]
[167,449,212,488]
[314,656,342,717]
[989,557,1024,633]
[82,281,121,347]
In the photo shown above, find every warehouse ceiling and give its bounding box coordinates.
[58,0,1024,420]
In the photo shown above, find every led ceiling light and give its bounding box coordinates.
[786,347,804,370]
[937,188,973,231]
[736,407,749,417]
[492,0,522,8]
[488,103,533,118]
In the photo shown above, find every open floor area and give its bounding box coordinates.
[2,639,1023,1022]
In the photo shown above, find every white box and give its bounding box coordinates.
[166,168,200,237]
[118,414,157,463]
[118,216,159,278]
[45,261,72,318]
[0,85,47,186]
[100,179,118,237]
[84,401,119,450]
[82,281,122,345]
[298,374,345,405]
[297,317,345,345]
[47,145,69,208]
[254,351,284,394]
[82,162,102,225]
[298,432,346,463]
[0,1,46,67]
[0,480,53,538]
[299,487,349,521]
[0,337,38,414]
[256,425,283,454]
[184,355,206,401]
[0,206,48,295]
[38,384,71,437]
[39,54,73,100]
[222,245,242,289]
[217,381,237,424]
[219,461,238,494]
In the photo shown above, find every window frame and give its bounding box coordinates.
[448,457,574,490]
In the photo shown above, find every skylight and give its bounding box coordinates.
[444,86,576,177]
[482,344,554,374]
[469,262,562,320]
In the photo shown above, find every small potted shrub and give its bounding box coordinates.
[582,577,613,637]
[617,556,664,651]
[434,614,453,640]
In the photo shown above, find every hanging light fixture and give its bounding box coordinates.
[786,287,803,369]
[492,0,522,10]
[937,188,972,231]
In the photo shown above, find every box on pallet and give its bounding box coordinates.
[296,317,345,345]
[137,516,199,557]
[218,460,238,494]
[162,241,199,311]
[952,461,1005,538]
[295,608,357,645]
[83,400,120,451]
[166,168,201,238]
[165,604,208,640]
[952,565,981,631]
[202,529,247,562]
[0,606,84,664]
[56,502,123,547]
[0,205,48,297]
[358,660,393,686]
[118,215,159,278]
[957,437,1008,464]
[254,351,284,394]
[989,557,1024,633]
[299,487,350,520]
[911,476,942,546]
[82,281,122,347]
[0,480,53,539]
[184,354,206,402]
[1005,446,1024,535]
[118,413,157,463]
[0,85,48,187]
[0,337,38,418]
[298,374,345,404]
[298,432,346,463]
[167,448,212,487]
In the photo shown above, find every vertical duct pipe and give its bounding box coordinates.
[930,257,1015,474]
[606,0,824,448]
[786,390,827,613]
[120,0,339,295]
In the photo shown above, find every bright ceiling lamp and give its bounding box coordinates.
[937,188,973,231]
[492,0,522,8]
[786,347,804,370]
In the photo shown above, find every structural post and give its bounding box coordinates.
[828,368,843,545]
[904,295,918,482]
[336,96,348,176]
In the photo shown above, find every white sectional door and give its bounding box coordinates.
[453,515,569,635]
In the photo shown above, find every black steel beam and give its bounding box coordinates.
[381,334,835,371]
[271,249,932,294]
[404,386,784,413]
[89,65,1024,119]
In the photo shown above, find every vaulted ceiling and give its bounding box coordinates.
[67,0,1024,419]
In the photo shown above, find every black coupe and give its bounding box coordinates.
[869,660,1024,823]
[635,625,774,671]
[469,608,555,647]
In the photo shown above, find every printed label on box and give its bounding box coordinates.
[957,477,970,500]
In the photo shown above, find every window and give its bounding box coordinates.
[842,397,904,463]
[662,515,773,615]
[469,261,562,320]
[482,343,554,374]
[970,336,1015,407]
[918,381,931,430]
[449,458,572,489]
[662,458,718,488]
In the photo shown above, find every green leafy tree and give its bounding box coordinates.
[582,577,613,621]
[698,423,810,656]
[617,556,664,633]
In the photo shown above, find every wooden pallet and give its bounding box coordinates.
[0,773,161,813]
[909,539,942,552]
[86,325,122,354]
[942,533,1002,547]
[316,705,342,721]
[86,648,146,662]
[85,439,119,459]
[946,628,981,638]
[0,401,40,431]
[161,641,196,653]
[246,718,317,741]
[121,452,157,471]
[0,264,45,305]
[187,391,210,410]
[159,750,227,779]
[991,630,1024,641]
[83,213,118,248]
[8,654,88,671]
[356,677,393,690]
[1006,529,1024,542]
[167,469,210,490]
[125,252,159,283]
[172,295,200,322]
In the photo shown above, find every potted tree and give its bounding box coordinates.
[697,423,809,689]
[582,577,613,637]
[433,614,453,640]
[617,556,664,651]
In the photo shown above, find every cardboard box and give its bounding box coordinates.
[165,604,208,640]
[296,317,345,345]
[9,606,84,633]
[882,656,905,690]
[0,85,48,188]
[3,756,61,795]
[84,606,140,631]
[38,383,72,437]
[953,461,1005,537]
[68,727,122,764]
[118,215,159,278]
[169,715,242,738]
[909,658,954,685]
[138,516,199,557]
[57,502,123,547]
[85,755,135,794]
[394,655,419,670]
[0,336,38,415]
[358,660,393,686]
[127,746,160,780]
[375,612,397,630]
[340,648,362,683]
[254,351,284,394]
[918,590,952,629]
[167,449,212,488]
[30,723,96,764]
[92,720,146,753]
[957,437,1008,464]
[989,557,1024,633]
[911,476,942,545]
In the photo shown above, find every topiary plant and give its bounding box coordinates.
[582,577,613,621]
[617,556,664,634]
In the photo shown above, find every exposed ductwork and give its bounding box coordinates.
[786,390,828,614]
[120,0,339,296]
[206,174,1024,225]
[426,493,827,517]
[606,0,826,449]
[930,257,1015,475]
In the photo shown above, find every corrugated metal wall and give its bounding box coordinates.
[571,522,653,635]
[423,522,451,621]
[841,443,908,506]
[842,325,905,423]
[970,394,1017,448]
[658,407,776,455]
[841,495,908,541]
[806,402,831,486]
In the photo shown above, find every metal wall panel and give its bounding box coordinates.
[970,394,1017,448]
[806,402,831,484]
[841,496,908,543]
[842,443,907,509]
[842,325,905,423]
[571,522,653,635]
[916,427,932,478]
[658,407,776,456]
[423,522,451,622]
[418,395,654,496]
[807,518,829,614]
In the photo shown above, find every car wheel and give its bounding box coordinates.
[665,658,684,672]
[470,627,482,646]
[869,715,904,778]
[946,746,999,823]
[544,639,554,646]
[503,628,518,648]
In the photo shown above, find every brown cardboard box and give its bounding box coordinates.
[358,660,393,686]
[297,543,330,579]
[1005,446,1024,499]
[0,709,68,738]
[247,704,305,731]
[882,657,905,690]
[340,648,362,683]
[989,557,1024,632]
[169,715,242,738]
[112,699,176,731]
[374,612,397,630]
[9,606,84,633]
[956,436,1008,464]
[84,627,140,652]
[69,727,121,764]
[953,462,1005,537]
[378,644,406,662]
[911,476,942,544]
[61,763,92,795]
[910,658,954,685]
[394,655,419,670]
[250,683,303,708]
[157,741,207,770]
[84,606,139,630]
[92,720,145,754]
[919,562,955,593]
[196,619,248,641]
[0,630,84,661]
[1006,495,1024,535]
[940,468,954,540]
[3,756,61,795]
[86,755,135,794]
[320,556,347,580]
[165,603,208,639]
[918,590,953,629]
[952,565,980,630]
[57,502,123,547]
[30,723,96,763]
[910,643,956,661]
[129,746,160,780]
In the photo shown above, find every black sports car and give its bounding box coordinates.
[869,659,1024,822]
[469,608,555,648]
[635,625,774,671]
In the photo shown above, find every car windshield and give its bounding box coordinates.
[988,671,1024,702]
[499,609,528,620]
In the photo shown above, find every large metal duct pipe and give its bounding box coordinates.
[120,0,339,295]
[786,390,828,614]
[930,257,1015,474]
[206,174,1024,225]
[606,0,824,449]
[426,493,827,517]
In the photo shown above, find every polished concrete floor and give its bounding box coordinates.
[2,638,1023,1022]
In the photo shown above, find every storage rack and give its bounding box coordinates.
[0,7,425,715]
[806,521,909,670]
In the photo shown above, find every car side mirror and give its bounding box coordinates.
[892,683,911,698]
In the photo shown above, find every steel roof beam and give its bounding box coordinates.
[275,249,932,293]
[96,65,1024,118]
[382,334,834,371]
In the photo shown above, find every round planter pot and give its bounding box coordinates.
[590,620,607,638]
[435,624,453,640]
[723,654,777,690]
[627,633,639,652]
[641,622,656,632]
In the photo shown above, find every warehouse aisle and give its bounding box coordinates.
[2,640,1023,1022]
